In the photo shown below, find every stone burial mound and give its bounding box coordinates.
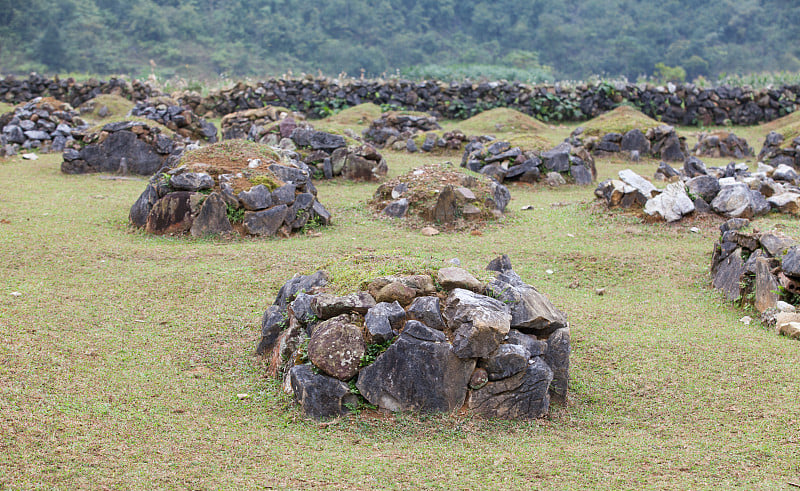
[691,131,753,159]
[362,111,442,148]
[758,131,800,169]
[222,106,388,182]
[129,140,331,238]
[0,97,88,157]
[462,139,596,186]
[130,97,218,142]
[595,154,800,222]
[710,218,800,340]
[61,120,185,175]
[370,162,510,233]
[257,255,570,420]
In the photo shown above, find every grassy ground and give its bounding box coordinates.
[1,121,799,489]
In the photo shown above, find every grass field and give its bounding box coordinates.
[1,118,799,489]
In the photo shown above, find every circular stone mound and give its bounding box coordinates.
[691,131,753,159]
[258,255,570,420]
[130,97,218,142]
[370,162,511,232]
[0,96,88,156]
[128,140,332,238]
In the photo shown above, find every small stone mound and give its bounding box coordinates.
[462,139,596,186]
[130,97,218,142]
[0,97,88,157]
[220,105,303,141]
[574,124,687,162]
[61,120,185,175]
[258,256,570,420]
[594,159,800,222]
[363,111,442,147]
[129,140,332,238]
[758,131,800,168]
[77,94,135,120]
[691,131,753,159]
[710,218,800,340]
[370,162,511,231]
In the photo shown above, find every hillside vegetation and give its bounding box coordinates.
[2,0,800,82]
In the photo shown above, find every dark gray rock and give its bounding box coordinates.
[288,192,315,229]
[24,130,50,141]
[684,156,708,177]
[490,181,511,212]
[406,296,445,330]
[506,329,547,356]
[402,320,447,342]
[309,131,346,150]
[760,233,795,258]
[484,344,530,381]
[144,191,194,235]
[271,183,296,206]
[383,198,409,218]
[170,172,214,191]
[541,142,571,172]
[712,247,746,301]
[3,125,25,144]
[311,292,376,319]
[190,192,233,237]
[238,184,273,211]
[290,292,318,327]
[620,129,651,154]
[660,134,685,161]
[486,254,513,273]
[570,163,593,185]
[544,327,570,402]
[711,183,756,218]
[364,301,406,344]
[468,358,553,420]
[485,271,568,334]
[274,270,329,309]
[257,304,288,355]
[487,140,510,155]
[687,175,720,202]
[782,246,800,278]
[311,201,332,226]
[243,204,289,236]
[355,332,476,413]
[443,288,511,359]
[268,164,309,187]
[288,364,358,420]
[129,183,160,228]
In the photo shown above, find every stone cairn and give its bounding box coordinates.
[61,120,185,175]
[130,98,218,142]
[223,107,388,182]
[710,218,800,340]
[362,111,442,148]
[258,255,570,420]
[595,154,800,222]
[463,139,596,186]
[572,125,687,162]
[758,131,800,169]
[691,131,753,159]
[371,162,510,231]
[128,141,331,238]
[0,97,87,156]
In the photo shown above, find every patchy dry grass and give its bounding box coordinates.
[581,105,661,137]
[315,103,383,133]
[0,119,799,489]
[78,94,136,123]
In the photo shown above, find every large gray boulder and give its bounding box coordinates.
[443,288,511,358]
[468,357,553,420]
[190,192,233,237]
[307,314,366,381]
[485,271,567,334]
[644,181,695,222]
[288,365,358,420]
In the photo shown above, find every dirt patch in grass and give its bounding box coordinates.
[581,105,660,136]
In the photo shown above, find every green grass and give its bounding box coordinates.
[0,121,799,489]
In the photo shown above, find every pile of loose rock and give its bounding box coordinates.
[130,98,218,142]
[288,126,388,182]
[362,111,442,147]
[710,218,800,340]
[462,139,596,186]
[220,106,303,141]
[128,140,331,238]
[691,131,753,159]
[61,120,184,175]
[757,131,800,168]
[0,97,87,156]
[258,256,570,420]
[371,162,510,232]
[574,125,687,161]
[594,155,800,222]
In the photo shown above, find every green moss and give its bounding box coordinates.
[248,174,281,190]
[79,94,135,122]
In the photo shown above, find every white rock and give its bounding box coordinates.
[545,269,554,275]
[248,158,262,169]
[643,182,695,222]
[619,169,658,198]
[10,291,22,297]
[740,316,753,325]
[690,227,700,233]
[776,301,796,313]
[21,153,38,160]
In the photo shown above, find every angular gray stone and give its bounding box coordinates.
[243,204,289,236]
[687,175,721,202]
[767,192,800,215]
[754,257,779,313]
[237,184,273,211]
[570,164,593,185]
[355,332,476,413]
[484,344,530,381]
[311,292,376,319]
[618,169,658,198]
[437,267,483,292]
[443,288,511,359]
[288,192,315,229]
[773,164,799,182]
[307,315,366,380]
[402,320,447,342]
[311,201,332,225]
[620,129,651,154]
[644,181,695,222]
[383,198,409,218]
[712,247,745,301]
[485,271,567,334]
[506,329,547,357]
[486,254,513,273]
[290,292,318,327]
[683,156,708,177]
[364,301,406,344]
[406,296,445,330]
[129,183,160,228]
[760,233,795,258]
[468,357,553,420]
[309,131,346,150]
[274,271,329,309]
[490,181,511,212]
[541,142,570,172]
[257,304,288,355]
[190,192,233,237]
[288,364,358,420]
[711,183,756,218]
[271,183,296,206]
[144,191,194,235]
[544,327,570,402]
[782,246,800,278]
[169,172,214,192]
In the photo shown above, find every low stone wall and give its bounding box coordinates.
[130,99,218,142]
[3,73,799,126]
[258,256,570,420]
[0,97,87,156]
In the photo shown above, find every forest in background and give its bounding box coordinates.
[2,0,800,83]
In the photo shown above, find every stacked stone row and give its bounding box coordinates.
[0,73,159,107]
[573,125,687,162]
[258,256,570,420]
[0,97,87,156]
[130,100,218,142]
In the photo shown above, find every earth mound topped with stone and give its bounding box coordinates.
[129,140,331,237]
[579,105,660,136]
[130,97,218,142]
[362,111,442,147]
[61,119,185,175]
[458,107,549,134]
[220,105,304,141]
[370,162,510,232]
[462,139,596,186]
[595,158,800,222]
[573,124,687,162]
[257,255,570,420]
[710,218,800,340]
[758,131,800,169]
[0,97,88,157]
[78,94,135,120]
[691,131,753,159]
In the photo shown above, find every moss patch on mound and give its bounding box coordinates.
[455,108,548,134]
[79,94,135,122]
[581,105,660,137]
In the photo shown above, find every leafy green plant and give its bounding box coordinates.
[226,204,245,224]
[359,339,393,367]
